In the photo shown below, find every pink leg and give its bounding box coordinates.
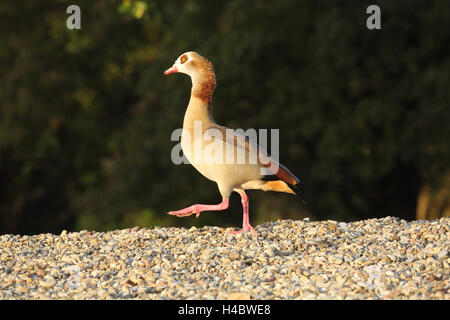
[168,198,229,218]
[232,190,255,234]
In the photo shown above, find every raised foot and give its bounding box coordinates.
[167,209,200,218]
[168,199,229,219]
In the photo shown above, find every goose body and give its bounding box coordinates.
[165,52,305,233]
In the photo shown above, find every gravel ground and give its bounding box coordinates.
[0,216,449,300]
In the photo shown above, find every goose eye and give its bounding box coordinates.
[180,54,188,64]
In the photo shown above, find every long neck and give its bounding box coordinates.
[183,96,214,129]
[183,71,217,129]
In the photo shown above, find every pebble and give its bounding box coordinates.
[0,217,448,299]
[437,249,448,260]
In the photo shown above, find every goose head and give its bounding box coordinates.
[164,51,216,102]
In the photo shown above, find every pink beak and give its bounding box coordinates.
[164,65,178,75]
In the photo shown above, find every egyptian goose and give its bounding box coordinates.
[164,52,305,233]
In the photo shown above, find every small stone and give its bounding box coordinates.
[329,255,344,265]
[16,286,28,294]
[387,255,397,262]
[124,279,137,286]
[40,279,56,289]
[227,292,251,300]
[437,249,448,260]
[338,222,348,230]
[400,236,409,243]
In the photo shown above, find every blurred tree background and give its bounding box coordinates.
[0,0,449,235]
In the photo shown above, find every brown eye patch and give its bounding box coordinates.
[180,54,188,64]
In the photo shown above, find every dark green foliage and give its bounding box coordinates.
[0,0,449,234]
